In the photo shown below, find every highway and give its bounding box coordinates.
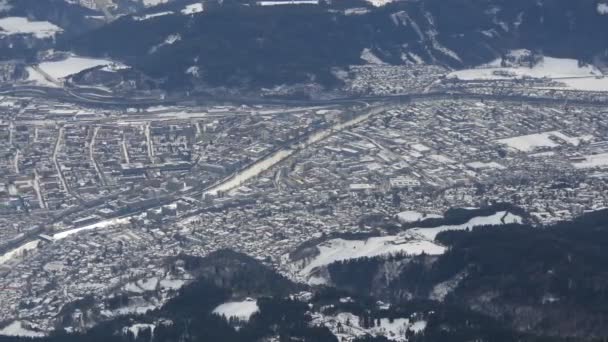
[3,84,608,108]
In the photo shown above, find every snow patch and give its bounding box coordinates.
[408,211,522,241]
[0,321,44,338]
[449,53,602,81]
[257,0,318,5]
[496,131,591,152]
[366,0,395,7]
[124,324,155,339]
[572,153,608,169]
[143,0,167,6]
[299,237,446,279]
[213,299,259,321]
[297,211,521,283]
[0,17,62,39]
[25,67,58,87]
[53,217,131,240]
[0,240,40,265]
[134,11,174,21]
[396,211,442,224]
[181,3,204,15]
[38,57,125,79]
[312,311,426,341]
[360,48,386,65]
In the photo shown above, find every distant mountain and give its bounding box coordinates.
[58,0,608,90]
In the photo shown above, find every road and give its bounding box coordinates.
[3,84,608,108]
[52,127,69,194]
[90,127,107,186]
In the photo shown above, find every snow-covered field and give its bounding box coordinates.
[299,237,446,278]
[496,131,592,152]
[448,50,608,91]
[557,77,608,92]
[0,17,62,39]
[213,299,259,321]
[408,211,521,241]
[572,153,608,169]
[449,54,602,81]
[396,211,442,224]
[0,321,44,338]
[38,57,126,80]
[25,67,59,88]
[181,3,204,14]
[296,211,522,283]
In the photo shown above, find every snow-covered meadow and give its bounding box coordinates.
[213,299,259,321]
[296,211,522,283]
[448,50,608,92]
[38,57,127,80]
[0,17,62,38]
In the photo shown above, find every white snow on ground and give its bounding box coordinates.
[410,143,430,152]
[466,161,506,170]
[572,153,608,169]
[448,54,602,81]
[300,237,446,277]
[160,279,186,290]
[429,271,467,302]
[181,3,204,14]
[186,66,200,76]
[257,0,318,5]
[557,77,608,92]
[53,217,131,240]
[312,311,426,341]
[213,299,259,321]
[0,17,62,39]
[598,3,608,15]
[409,321,427,333]
[25,67,59,87]
[137,277,159,291]
[0,240,40,265]
[298,211,521,281]
[0,321,44,337]
[164,34,181,45]
[143,0,167,6]
[360,48,386,65]
[496,131,591,152]
[100,63,130,72]
[134,11,174,21]
[409,211,522,241]
[396,211,442,224]
[429,154,456,164]
[365,0,395,7]
[124,324,155,339]
[38,57,125,79]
